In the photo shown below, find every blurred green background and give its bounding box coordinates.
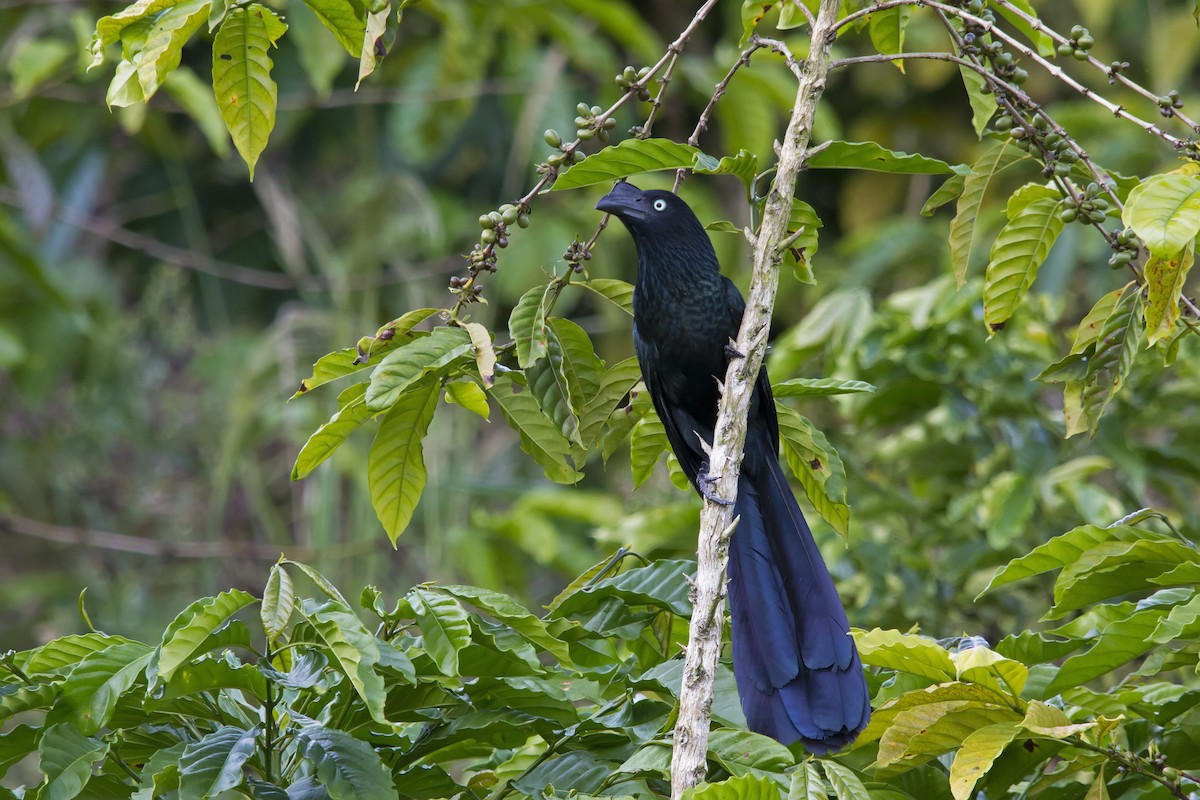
[2,0,1198,651]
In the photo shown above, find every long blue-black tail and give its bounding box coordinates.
[727,457,870,753]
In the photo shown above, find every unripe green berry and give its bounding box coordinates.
[481,229,497,245]
[479,214,495,229]
[1011,126,1028,139]
[543,129,562,147]
[1072,48,1089,61]
[1076,34,1094,48]
[547,153,563,167]
[603,117,616,129]
[590,105,601,115]
[1071,25,1085,38]
[517,213,530,229]
[577,129,594,141]
[1060,207,1077,223]
[1011,67,1028,84]
[1053,162,1071,177]
[1057,43,1074,57]
[1032,115,1049,130]
[993,114,1013,131]
[622,66,637,83]
[501,207,519,225]
[574,115,589,129]
[576,102,590,115]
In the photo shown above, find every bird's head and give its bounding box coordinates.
[595,182,704,241]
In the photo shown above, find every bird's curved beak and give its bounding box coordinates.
[595,181,645,221]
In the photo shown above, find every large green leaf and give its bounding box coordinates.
[553,138,697,190]
[433,585,573,664]
[36,723,108,800]
[867,6,912,69]
[489,373,582,484]
[858,681,1014,746]
[958,65,993,138]
[576,278,634,316]
[707,729,794,775]
[1122,166,1200,257]
[578,357,642,447]
[526,318,604,446]
[302,599,388,723]
[261,562,295,644]
[302,0,366,56]
[776,405,850,536]
[292,382,371,480]
[550,558,695,617]
[365,326,471,413]
[948,722,1022,800]
[409,587,472,676]
[368,379,439,543]
[154,588,256,684]
[91,0,178,67]
[509,284,553,368]
[211,4,286,179]
[853,628,956,683]
[877,703,1020,767]
[178,725,257,800]
[949,138,1028,287]
[1070,284,1132,354]
[136,0,209,100]
[1067,285,1143,436]
[772,378,875,397]
[979,523,1151,596]
[629,412,671,489]
[54,642,153,735]
[1048,540,1199,617]
[23,633,131,677]
[982,184,1065,332]
[293,308,442,397]
[808,142,957,174]
[789,762,828,800]
[685,774,780,800]
[821,760,871,800]
[1143,244,1195,346]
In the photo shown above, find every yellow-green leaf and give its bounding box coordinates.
[137,0,210,99]
[949,137,1028,287]
[211,4,286,180]
[983,184,1065,331]
[1122,165,1200,257]
[1143,243,1195,346]
[948,721,1022,800]
[368,379,439,544]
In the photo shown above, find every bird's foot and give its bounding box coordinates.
[724,340,745,361]
[697,466,734,506]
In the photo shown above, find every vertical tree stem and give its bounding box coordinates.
[668,1,842,796]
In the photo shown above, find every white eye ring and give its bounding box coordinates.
[653,199,667,211]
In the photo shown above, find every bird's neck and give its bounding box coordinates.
[631,234,725,312]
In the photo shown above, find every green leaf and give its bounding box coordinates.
[510,284,553,368]
[1143,244,1195,346]
[772,378,875,397]
[821,760,871,800]
[91,0,178,68]
[576,278,635,316]
[852,628,956,682]
[949,137,1028,287]
[178,725,257,800]
[858,682,1014,746]
[707,729,794,775]
[292,382,371,480]
[37,723,108,800]
[433,585,573,665]
[979,523,1151,596]
[578,357,642,447]
[948,722,1022,800]
[526,318,604,446]
[9,38,73,99]
[1071,283,1132,354]
[1123,166,1200,256]
[261,562,295,644]
[365,326,472,413]
[685,774,780,800]
[489,373,582,484]
[163,67,231,157]
[137,0,210,100]
[958,65,994,138]
[789,762,828,800]
[629,412,670,488]
[155,589,256,684]
[1069,285,1144,436]
[409,587,472,676]
[776,405,850,536]
[983,184,1065,332]
[282,559,351,606]
[302,599,388,723]
[0,724,39,778]
[1048,540,1199,618]
[301,0,366,55]
[922,172,968,216]
[867,6,912,70]
[211,4,286,179]
[694,149,760,189]
[554,138,699,190]
[877,702,1019,766]
[740,1,775,46]
[296,725,395,800]
[782,198,822,283]
[54,642,153,735]
[293,308,442,397]
[1149,590,1200,643]
[550,558,695,617]
[951,644,1027,696]
[369,379,439,543]
[1021,699,1097,738]
[444,380,490,419]
[23,633,131,677]
[0,685,58,723]
[993,0,1056,56]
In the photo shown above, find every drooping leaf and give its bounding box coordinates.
[295,725,394,800]
[982,184,1065,332]
[1070,285,1144,436]
[444,380,490,419]
[489,373,582,484]
[292,308,441,397]
[510,284,553,368]
[853,628,956,682]
[178,725,257,800]
[137,0,210,100]
[464,321,497,387]
[821,760,871,800]
[1071,283,1133,354]
[301,0,366,55]
[409,587,472,676]
[356,4,390,88]
[550,558,695,617]
[37,723,109,800]
[163,66,231,157]
[629,412,671,489]
[948,722,1022,800]
[776,405,850,536]
[576,278,634,316]
[789,762,828,800]
[302,599,388,723]
[368,379,440,543]
[525,318,604,446]
[578,357,642,447]
[292,382,370,481]
[54,642,153,735]
[958,65,994,138]
[1142,243,1195,346]
[694,149,760,190]
[922,172,968,216]
[949,137,1028,287]
[211,4,286,179]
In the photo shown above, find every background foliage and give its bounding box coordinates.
[3,0,1200,798]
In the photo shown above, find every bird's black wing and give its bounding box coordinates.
[633,323,711,487]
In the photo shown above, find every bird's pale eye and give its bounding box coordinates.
[653,199,667,211]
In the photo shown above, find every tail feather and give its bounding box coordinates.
[727,458,870,754]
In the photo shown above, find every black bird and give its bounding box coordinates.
[596,182,869,753]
